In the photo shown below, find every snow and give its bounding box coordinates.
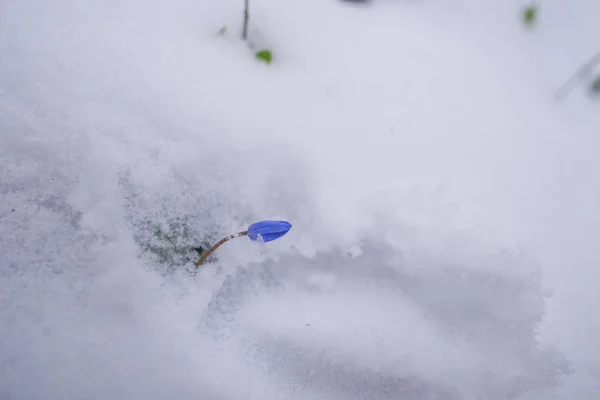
[1,0,599,398]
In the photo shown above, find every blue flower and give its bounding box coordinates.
[247,220,292,243]
[195,219,293,267]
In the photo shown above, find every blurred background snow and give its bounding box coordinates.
[1,0,599,398]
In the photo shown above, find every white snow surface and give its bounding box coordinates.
[1,0,599,399]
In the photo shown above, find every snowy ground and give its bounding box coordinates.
[1,0,599,399]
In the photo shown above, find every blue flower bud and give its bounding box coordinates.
[247,220,292,243]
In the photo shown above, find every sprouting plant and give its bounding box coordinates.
[522,4,538,27]
[255,49,273,64]
[194,220,292,267]
[235,0,275,64]
[518,4,599,101]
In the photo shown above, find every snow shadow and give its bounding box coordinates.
[200,240,572,399]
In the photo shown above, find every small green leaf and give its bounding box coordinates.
[217,25,227,36]
[255,49,272,64]
[522,4,538,26]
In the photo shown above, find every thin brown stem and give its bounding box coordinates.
[194,231,248,268]
[242,0,250,40]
